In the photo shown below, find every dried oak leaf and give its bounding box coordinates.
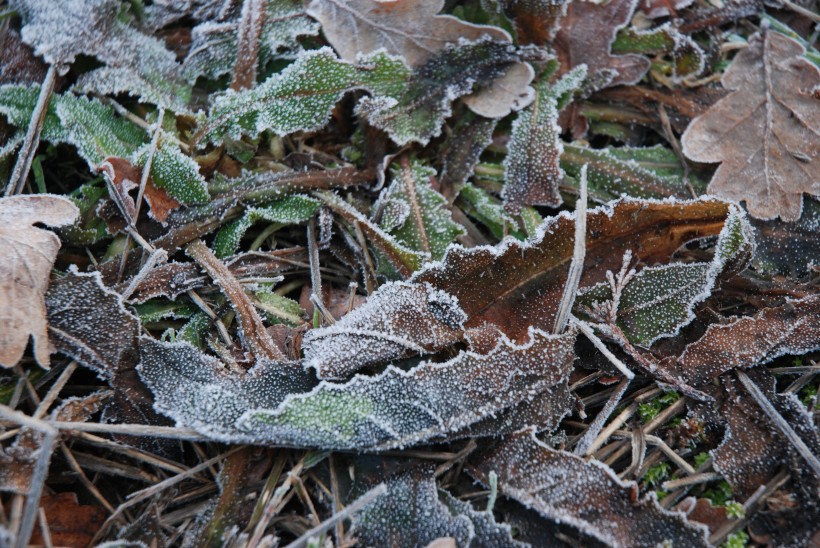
[553,0,651,88]
[306,0,535,118]
[0,194,79,368]
[468,430,709,546]
[681,29,820,222]
[664,294,820,386]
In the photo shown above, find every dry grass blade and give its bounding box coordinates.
[553,165,588,334]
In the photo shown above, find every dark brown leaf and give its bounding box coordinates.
[468,430,709,546]
[28,492,106,547]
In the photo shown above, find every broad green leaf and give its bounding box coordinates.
[613,24,705,77]
[375,160,464,260]
[132,135,209,205]
[0,85,146,167]
[502,65,586,212]
[212,194,321,258]
[12,0,191,111]
[183,0,319,82]
[197,48,409,146]
[576,203,754,346]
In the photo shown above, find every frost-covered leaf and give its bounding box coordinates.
[458,183,521,240]
[502,66,586,213]
[375,159,464,260]
[359,39,529,145]
[681,29,820,221]
[413,197,739,342]
[137,337,316,436]
[0,85,146,167]
[440,491,528,547]
[11,0,191,110]
[0,195,78,368]
[132,135,209,205]
[98,156,181,225]
[665,294,820,386]
[496,0,567,45]
[612,24,705,78]
[751,196,820,276]
[576,204,754,346]
[196,48,408,146]
[0,29,47,86]
[240,327,574,449]
[468,430,709,547]
[45,268,168,425]
[213,194,320,258]
[439,111,497,194]
[302,282,467,379]
[183,0,319,82]
[553,0,650,89]
[561,143,700,201]
[351,466,474,547]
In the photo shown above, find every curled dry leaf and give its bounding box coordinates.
[553,0,651,89]
[0,194,79,368]
[681,29,820,221]
[468,430,710,547]
[303,281,467,379]
[306,0,534,117]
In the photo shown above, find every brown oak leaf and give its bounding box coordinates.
[0,194,78,368]
[681,29,820,221]
[553,0,651,88]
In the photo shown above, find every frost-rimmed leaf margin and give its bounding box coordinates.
[576,201,755,346]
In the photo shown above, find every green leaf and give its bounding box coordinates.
[12,0,191,111]
[576,204,755,346]
[197,48,409,146]
[254,291,305,327]
[613,24,705,78]
[502,65,586,212]
[183,0,319,82]
[0,85,146,166]
[457,182,522,240]
[213,194,321,258]
[375,160,464,260]
[132,134,209,205]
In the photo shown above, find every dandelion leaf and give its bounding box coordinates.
[132,136,209,205]
[375,160,464,260]
[241,327,575,449]
[576,204,754,346]
[468,430,709,546]
[502,66,586,212]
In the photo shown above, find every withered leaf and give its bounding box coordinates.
[413,197,739,343]
[681,29,820,221]
[468,430,709,547]
[98,156,181,225]
[553,0,650,89]
[28,492,106,548]
[306,0,534,117]
[666,294,820,386]
[0,194,79,368]
[303,281,467,379]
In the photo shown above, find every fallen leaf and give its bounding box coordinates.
[306,0,534,117]
[681,29,820,221]
[665,294,820,385]
[303,282,466,379]
[413,197,739,342]
[0,29,48,86]
[468,430,710,546]
[97,156,181,225]
[553,0,651,88]
[497,0,567,44]
[0,194,79,368]
[28,492,106,547]
[639,0,694,18]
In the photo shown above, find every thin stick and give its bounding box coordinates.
[571,316,634,379]
[575,376,631,456]
[307,217,324,316]
[49,421,208,440]
[662,472,722,490]
[32,361,78,419]
[554,165,588,334]
[283,483,387,548]
[5,65,57,196]
[736,370,820,477]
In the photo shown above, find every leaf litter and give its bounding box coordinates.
[1,0,819,546]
